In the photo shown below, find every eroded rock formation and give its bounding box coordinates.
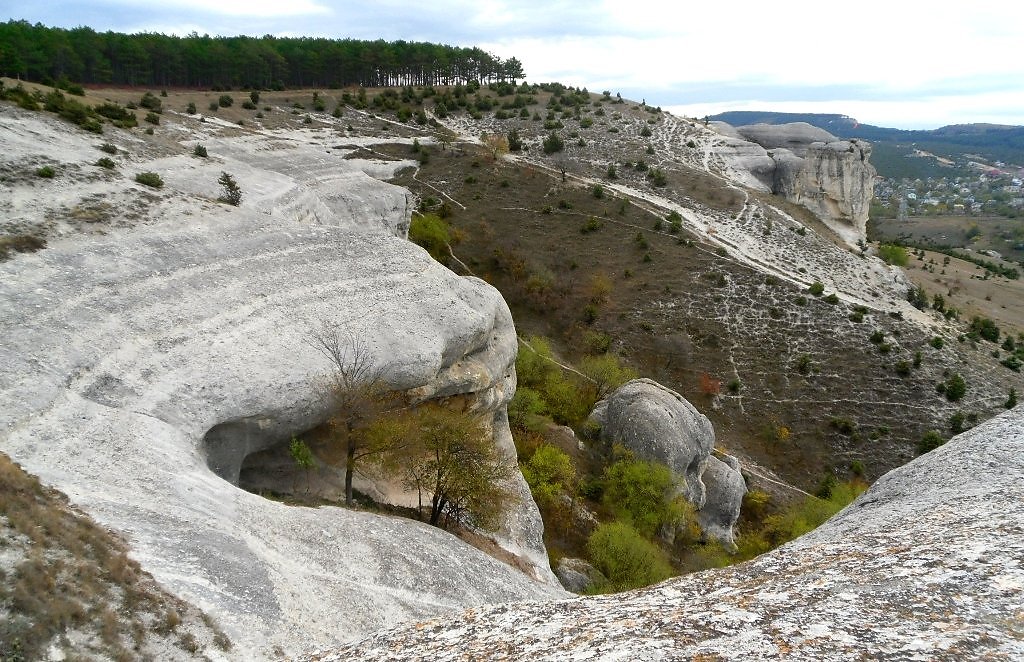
[712,121,876,243]
[0,105,565,658]
[323,406,1024,660]
[588,379,745,546]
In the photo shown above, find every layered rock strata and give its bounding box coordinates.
[712,121,876,243]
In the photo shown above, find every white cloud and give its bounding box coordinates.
[667,88,1024,130]
[111,0,331,18]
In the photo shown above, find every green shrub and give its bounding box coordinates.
[930,336,944,349]
[522,444,575,509]
[917,430,945,455]
[134,172,164,188]
[878,243,909,266]
[592,184,604,199]
[586,521,674,593]
[95,157,116,169]
[1006,388,1018,409]
[969,316,1000,343]
[760,480,865,547]
[35,166,55,178]
[218,94,234,108]
[795,354,813,375]
[823,293,839,304]
[601,458,684,539]
[139,92,162,111]
[408,213,450,261]
[193,144,208,157]
[186,102,197,114]
[542,131,564,154]
[808,281,825,296]
[208,101,219,111]
[144,112,160,125]
[579,217,602,234]
[944,373,967,402]
[508,387,547,430]
[99,142,117,154]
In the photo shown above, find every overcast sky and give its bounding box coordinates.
[5,0,1024,129]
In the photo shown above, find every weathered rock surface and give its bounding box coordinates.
[698,454,746,550]
[736,121,839,157]
[590,379,715,508]
[589,379,743,546]
[319,407,1024,661]
[712,121,876,243]
[554,557,605,594]
[0,106,565,658]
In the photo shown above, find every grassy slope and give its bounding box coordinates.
[0,453,230,660]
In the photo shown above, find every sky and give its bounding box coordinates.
[4,0,1024,129]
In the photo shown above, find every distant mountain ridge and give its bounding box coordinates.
[710,111,1024,174]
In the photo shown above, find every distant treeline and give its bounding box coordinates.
[0,20,525,90]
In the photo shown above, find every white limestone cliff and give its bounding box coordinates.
[712,121,877,244]
[0,104,565,658]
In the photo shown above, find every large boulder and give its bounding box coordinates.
[698,454,747,550]
[589,379,715,507]
[588,379,744,548]
[328,407,1024,660]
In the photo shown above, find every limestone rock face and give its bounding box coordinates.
[325,407,1024,661]
[736,121,838,157]
[0,107,566,658]
[697,454,746,550]
[790,139,876,238]
[712,122,877,243]
[590,379,715,508]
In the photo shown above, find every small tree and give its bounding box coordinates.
[1006,388,1018,409]
[289,436,315,495]
[542,131,564,154]
[308,323,394,506]
[507,128,523,152]
[249,90,260,105]
[217,172,242,206]
[389,403,513,529]
[482,133,509,160]
[944,373,967,402]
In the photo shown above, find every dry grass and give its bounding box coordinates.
[0,452,230,659]
[0,234,46,261]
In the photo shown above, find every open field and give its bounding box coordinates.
[870,213,1024,264]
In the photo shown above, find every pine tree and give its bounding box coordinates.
[217,171,242,206]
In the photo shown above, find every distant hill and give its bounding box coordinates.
[710,111,1024,178]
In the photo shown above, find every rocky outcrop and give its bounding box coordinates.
[736,121,839,157]
[0,106,565,658]
[589,379,715,507]
[323,406,1024,661]
[698,454,746,549]
[554,557,606,594]
[588,379,745,546]
[712,122,876,243]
